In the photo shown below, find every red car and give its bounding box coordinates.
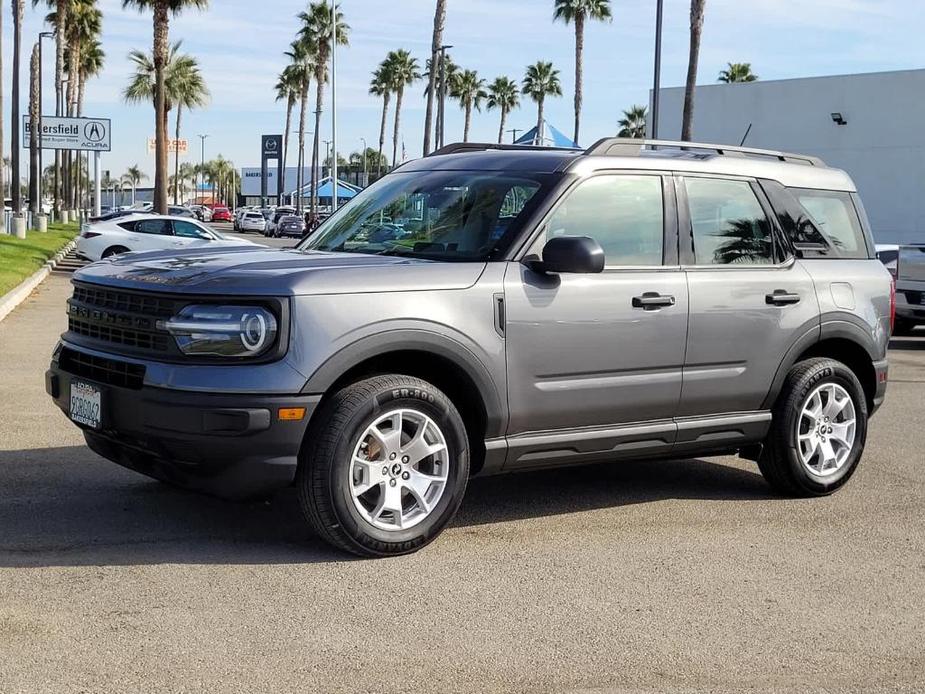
[211,206,232,222]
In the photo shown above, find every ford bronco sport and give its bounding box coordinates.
[47,138,893,557]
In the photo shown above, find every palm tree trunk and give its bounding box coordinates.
[498,106,507,144]
[29,42,39,216]
[463,101,472,143]
[392,86,404,167]
[282,95,293,175]
[422,0,447,155]
[67,40,80,209]
[152,3,170,214]
[377,92,390,178]
[682,0,706,142]
[311,76,324,215]
[297,82,308,212]
[535,97,545,145]
[573,13,584,146]
[11,0,23,216]
[173,104,182,204]
[53,0,65,218]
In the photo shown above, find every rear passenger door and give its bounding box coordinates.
[677,175,819,419]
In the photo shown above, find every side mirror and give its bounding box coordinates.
[530,235,605,274]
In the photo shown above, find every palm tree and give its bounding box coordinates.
[369,63,391,178]
[298,0,349,215]
[553,0,611,146]
[718,62,757,83]
[422,0,447,155]
[385,49,420,165]
[681,0,706,141]
[617,105,647,138]
[274,64,301,186]
[169,55,208,203]
[423,52,458,147]
[284,40,313,212]
[123,164,146,204]
[11,0,24,221]
[76,39,105,115]
[522,61,562,145]
[121,0,209,214]
[486,76,519,144]
[450,69,486,143]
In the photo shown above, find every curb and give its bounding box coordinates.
[0,240,77,324]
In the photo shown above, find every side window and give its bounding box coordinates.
[173,221,210,239]
[791,189,868,259]
[684,177,773,265]
[543,175,664,266]
[133,219,172,236]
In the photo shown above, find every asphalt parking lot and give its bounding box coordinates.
[1,251,923,692]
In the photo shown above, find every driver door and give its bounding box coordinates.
[171,220,215,249]
[503,173,688,468]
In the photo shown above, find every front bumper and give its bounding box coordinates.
[47,357,319,499]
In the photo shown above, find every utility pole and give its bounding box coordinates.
[330,0,338,211]
[198,134,208,204]
[651,0,664,138]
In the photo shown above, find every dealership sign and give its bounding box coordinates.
[23,115,111,151]
[147,137,188,155]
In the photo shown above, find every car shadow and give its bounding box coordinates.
[889,335,925,351]
[0,445,771,568]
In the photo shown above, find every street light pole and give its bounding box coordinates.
[651,0,664,138]
[359,137,367,187]
[437,44,453,149]
[198,134,208,204]
[38,32,54,218]
[507,128,521,144]
[330,0,338,211]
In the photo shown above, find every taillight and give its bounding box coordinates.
[890,277,896,333]
[81,231,101,239]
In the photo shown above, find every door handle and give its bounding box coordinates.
[632,292,676,310]
[765,289,801,305]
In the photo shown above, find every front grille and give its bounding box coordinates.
[65,281,183,357]
[59,347,145,389]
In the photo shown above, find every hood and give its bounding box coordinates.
[73,245,486,296]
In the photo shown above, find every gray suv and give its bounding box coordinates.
[46,138,893,557]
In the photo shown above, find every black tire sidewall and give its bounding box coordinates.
[323,381,469,552]
[777,361,868,494]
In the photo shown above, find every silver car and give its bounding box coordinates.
[47,138,893,556]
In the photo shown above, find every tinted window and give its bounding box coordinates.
[132,219,172,236]
[301,170,550,261]
[684,178,772,265]
[173,221,210,239]
[792,189,868,259]
[544,175,663,266]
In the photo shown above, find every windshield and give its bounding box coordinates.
[298,170,553,261]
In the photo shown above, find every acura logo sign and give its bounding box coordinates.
[84,121,106,142]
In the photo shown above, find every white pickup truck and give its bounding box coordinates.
[877,244,925,335]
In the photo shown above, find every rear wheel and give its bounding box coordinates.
[101,245,129,259]
[297,375,470,557]
[758,357,868,496]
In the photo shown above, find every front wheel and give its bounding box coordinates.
[758,357,868,496]
[297,375,470,557]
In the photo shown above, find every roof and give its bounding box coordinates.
[410,137,856,191]
[291,175,363,198]
[513,121,578,148]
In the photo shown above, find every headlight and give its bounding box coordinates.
[158,304,278,357]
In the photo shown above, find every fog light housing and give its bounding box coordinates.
[159,304,278,357]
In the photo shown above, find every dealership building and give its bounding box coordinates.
[651,68,925,244]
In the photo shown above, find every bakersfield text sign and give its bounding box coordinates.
[23,116,111,151]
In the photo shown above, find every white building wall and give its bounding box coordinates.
[651,69,925,244]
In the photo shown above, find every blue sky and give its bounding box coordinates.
[3,0,923,179]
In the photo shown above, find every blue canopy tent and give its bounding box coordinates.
[289,176,363,210]
[513,120,579,148]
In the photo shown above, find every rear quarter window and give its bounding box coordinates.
[792,189,869,259]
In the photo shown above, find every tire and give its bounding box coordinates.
[297,375,470,557]
[892,318,917,337]
[758,357,868,497]
[101,245,129,259]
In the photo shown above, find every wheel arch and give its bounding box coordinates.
[300,331,504,475]
[764,321,879,412]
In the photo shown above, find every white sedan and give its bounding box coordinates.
[76,214,260,262]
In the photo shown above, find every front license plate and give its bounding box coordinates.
[69,380,102,429]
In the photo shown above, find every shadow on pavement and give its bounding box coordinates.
[889,336,925,351]
[0,444,771,568]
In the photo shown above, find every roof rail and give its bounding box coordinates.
[427,142,582,157]
[584,137,825,166]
